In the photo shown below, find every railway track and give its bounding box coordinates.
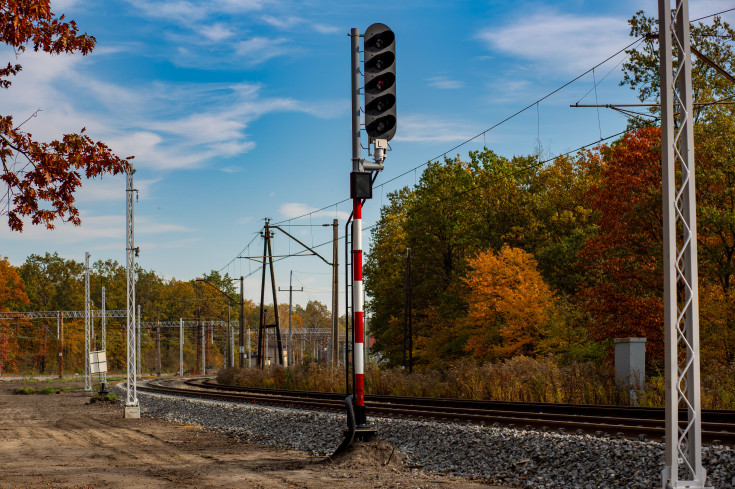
[138,378,735,445]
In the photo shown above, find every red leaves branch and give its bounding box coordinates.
[1,115,132,231]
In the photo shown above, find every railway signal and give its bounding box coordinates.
[363,23,396,142]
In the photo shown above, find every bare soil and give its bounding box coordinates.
[0,380,509,489]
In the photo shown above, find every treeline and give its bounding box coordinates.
[0,253,335,374]
[365,13,735,369]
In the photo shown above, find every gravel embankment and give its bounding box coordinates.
[118,386,735,489]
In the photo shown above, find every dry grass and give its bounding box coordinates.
[216,356,735,409]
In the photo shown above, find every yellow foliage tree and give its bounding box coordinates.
[461,245,552,359]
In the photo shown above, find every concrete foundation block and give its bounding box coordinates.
[124,405,141,419]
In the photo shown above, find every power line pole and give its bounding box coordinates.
[279,271,303,367]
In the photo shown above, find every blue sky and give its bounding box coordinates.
[1,0,733,310]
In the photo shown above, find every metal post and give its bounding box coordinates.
[349,26,368,428]
[408,248,412,373]
[239,276,245,367]
[101,287,107,391]
[125,168,139,415]
[155,317,161,377]
[332,218,339,366]
[179,318,184,376]
[227,304,232,368]
[84,252,92,392]
[279,271,303,368]
[201,319,206,374]
[403,248,408,368]
[247,326,251,368]
[288,272,293,367]
[658,0,707,487]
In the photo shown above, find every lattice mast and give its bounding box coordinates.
[125,169,138,408]
[84,251,91,392]
[658,0,708,487]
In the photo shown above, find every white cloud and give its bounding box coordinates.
[427,76,465,90]
[0,48,338,173]
[392,114,475,143]
[261,15,302,29]
[313,24,340,35]
[261,15,339,35]
[235,37,291,64]
[200,24,236,42]
[478,11,630,74]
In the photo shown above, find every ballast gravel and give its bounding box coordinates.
[124,387,735,489]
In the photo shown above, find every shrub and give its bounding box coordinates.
[12,387,36,395]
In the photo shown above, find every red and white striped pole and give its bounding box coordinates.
[352,198,366,425]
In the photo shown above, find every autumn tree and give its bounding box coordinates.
[461,245,553,359]
[579,127,665,358]
[0,0,131,231]
[365,147,599,365]
[0,256,29,373]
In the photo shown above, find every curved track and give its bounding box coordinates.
[138,378,735,445]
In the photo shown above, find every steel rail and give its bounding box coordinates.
[137,379,735,445]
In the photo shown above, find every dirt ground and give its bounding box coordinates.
[0,379,509,489]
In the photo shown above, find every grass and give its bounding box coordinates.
[88,392,119,404]
[216,357,735,409]
[11,385,80,395]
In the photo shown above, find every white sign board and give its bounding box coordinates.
[89,350,107,374]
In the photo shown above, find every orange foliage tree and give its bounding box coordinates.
[0,256,29,373]
[579,127,664,359]
[461,245,553,359]
[0,0,131,231]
